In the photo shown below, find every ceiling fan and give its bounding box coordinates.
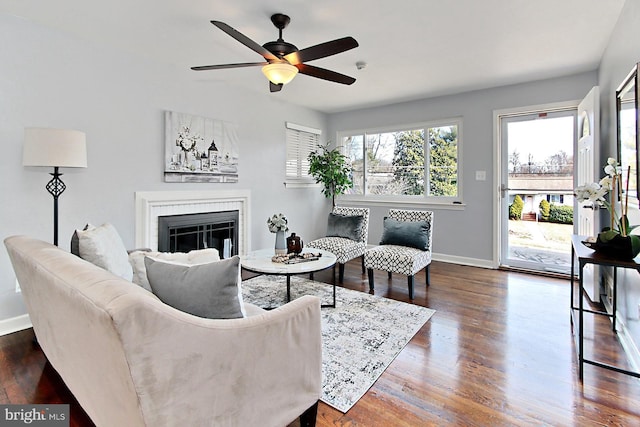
[191,13,359,93]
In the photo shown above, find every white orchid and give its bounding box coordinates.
[574,182,608,205]
[604,157,622,177]
[575,157,636,239]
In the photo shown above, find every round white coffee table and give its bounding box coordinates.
[241,248,337,307]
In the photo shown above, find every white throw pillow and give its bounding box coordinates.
[76,223,133,281]
[128,248,220,292]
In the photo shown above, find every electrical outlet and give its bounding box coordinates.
[475,170,486,181]
[15,279,21,293]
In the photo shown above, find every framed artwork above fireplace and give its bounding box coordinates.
[164,110,239,183]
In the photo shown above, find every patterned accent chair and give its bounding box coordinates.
[306,206,370,283]
[364,209,433,299]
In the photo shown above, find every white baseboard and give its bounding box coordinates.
[601,271,640,374]
[0,314,32,336]
[363,245,495,270]
[432,253,495,269]
[616,318,640,374]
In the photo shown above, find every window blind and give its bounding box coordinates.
[285,122,321,183]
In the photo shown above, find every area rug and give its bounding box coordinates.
[241,276,436,413]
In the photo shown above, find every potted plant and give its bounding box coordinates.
[307,143,353,208]
[574,157,640,259]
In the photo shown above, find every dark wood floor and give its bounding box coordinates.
[2,260,640,426]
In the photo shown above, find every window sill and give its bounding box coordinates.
[337,196,466,210]
[284,181,320,189]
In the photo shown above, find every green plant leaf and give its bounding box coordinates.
[631,235,640,258]
[599,229,619,242]
[308,142,353,206]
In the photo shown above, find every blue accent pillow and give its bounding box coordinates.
[326,213,364,241]
[380,218,430,250]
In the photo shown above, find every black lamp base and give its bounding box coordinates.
[46,167,66,246]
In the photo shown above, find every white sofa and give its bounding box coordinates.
[4,235,322,427]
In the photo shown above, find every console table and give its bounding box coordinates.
[571,234,640,380]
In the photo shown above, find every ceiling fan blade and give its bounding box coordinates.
[270,82,284,93]
[191,62,267,71]
[211,20,279,61]
[296,63,356,85]
[284,37,358,65]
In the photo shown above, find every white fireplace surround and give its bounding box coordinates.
[135,190,250,255]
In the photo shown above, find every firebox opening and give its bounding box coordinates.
[157,210,238,258]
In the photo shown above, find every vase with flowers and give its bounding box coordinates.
[574,157,640,259]
[175,125,203,169]
[267,213,289,255]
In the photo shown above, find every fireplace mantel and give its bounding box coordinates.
[135,190,250,254]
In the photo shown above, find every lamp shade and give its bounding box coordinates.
[262,62,299,85]
[23,128,87,168]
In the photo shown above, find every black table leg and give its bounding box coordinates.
[320,263,337,308]
[332,262,336,307]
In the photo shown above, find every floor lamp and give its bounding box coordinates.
[23,128,87,246]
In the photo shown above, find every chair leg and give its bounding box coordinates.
[361,255,365,275]
[367,268,375,292]
[388,271,392,280]
[310,272,314,280]
[300,401,318,427]
[426,264,430,287]
[407,275,415,299]
[339,263,345,283]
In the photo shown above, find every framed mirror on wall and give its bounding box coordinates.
[616,62,640,205]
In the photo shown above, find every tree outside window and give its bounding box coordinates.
[340,120,460,199]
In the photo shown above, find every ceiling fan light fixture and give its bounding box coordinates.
[262,62,298,85]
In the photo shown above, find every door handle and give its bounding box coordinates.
[500,184,510,198]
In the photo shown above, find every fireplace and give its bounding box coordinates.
[135,190,250,254]
[158,210,238,257]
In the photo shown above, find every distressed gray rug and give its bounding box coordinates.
[241,276,436,413]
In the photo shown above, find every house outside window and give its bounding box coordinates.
[547,194,565,204]
[338,118,462,203]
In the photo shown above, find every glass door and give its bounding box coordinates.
[499,109,577,274]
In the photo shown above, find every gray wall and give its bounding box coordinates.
[1,3,634,328]
[0,13,329,323]
[597,0,640,354]
[327,72,597,263]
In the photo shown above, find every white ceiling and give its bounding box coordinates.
[1,0,626,113]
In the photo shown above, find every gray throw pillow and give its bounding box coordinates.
[380,217,430,251]
[326,213,364,241]
[144,255,244,319]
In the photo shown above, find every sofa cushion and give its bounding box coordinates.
[144,255,245,319]
[74,223,133,281]
[326,213,364,241]
[128,248,220,292]
[379,217,430,251]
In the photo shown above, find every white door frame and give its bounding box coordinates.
[492,100,580,268]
